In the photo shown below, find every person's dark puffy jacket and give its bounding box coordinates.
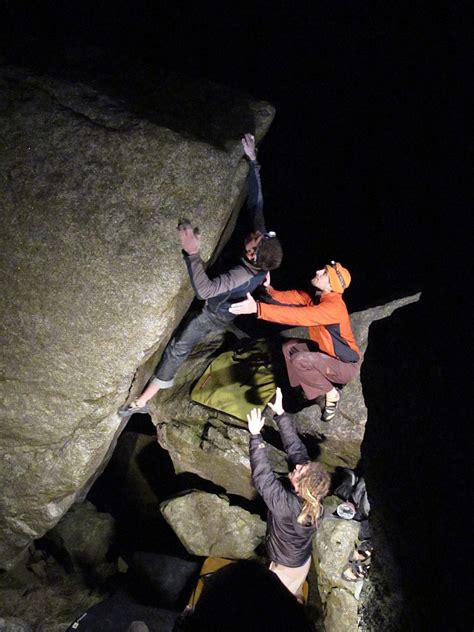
[249,413,317,567]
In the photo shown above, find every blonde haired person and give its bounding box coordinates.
[247,388,330,602]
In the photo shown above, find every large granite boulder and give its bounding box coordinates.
[160,490,266,558]
[0,65,274,568]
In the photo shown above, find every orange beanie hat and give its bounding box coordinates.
[326,261,351,293]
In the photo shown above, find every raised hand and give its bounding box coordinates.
[247,407,265,435]
[178,221,201,255]
[228,292,257,315]
[267,387,285,416]
[242,133,257,161]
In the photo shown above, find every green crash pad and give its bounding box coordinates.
[191,339,277,421]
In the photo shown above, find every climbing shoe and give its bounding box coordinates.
[342,559,370,582]
[118,400,150,418]
[350,540,373,564]
[321,390,341,422]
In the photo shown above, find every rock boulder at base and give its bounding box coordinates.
[48,501,115,571]
[313,509,362,632]
[0,65,274,568]
[160,490,266,558]
[158,412,288,500]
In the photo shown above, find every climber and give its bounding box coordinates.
[119,134,283,417]
[247,388,331,602]
[229,262,361,421]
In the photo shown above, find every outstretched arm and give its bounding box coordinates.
[229,288,313,315]
[248,408,292,513]
[242,134,267,235]
[268,388,309,468]
[230,289,338,326]
[178,221,253,299]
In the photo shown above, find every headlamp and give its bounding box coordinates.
[328,261,347,290]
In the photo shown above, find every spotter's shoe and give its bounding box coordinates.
[321,390,341,422]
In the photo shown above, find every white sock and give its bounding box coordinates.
[326,387,339,402]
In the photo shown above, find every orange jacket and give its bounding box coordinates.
[258,287,360,362]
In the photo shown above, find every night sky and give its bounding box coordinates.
[1,1,462,311]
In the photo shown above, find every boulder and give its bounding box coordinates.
[324,589,361,632]
[158,413,288,500]
[0,550,104,632]
[160,491,266,558]
[48,501,115,572]
[314,511,361,601]
[0,66,274,567]
[313,507,362,632]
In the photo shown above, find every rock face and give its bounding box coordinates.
[48,501,115,571]
[0,66,274,567]
[0,544,106,632]
[157,397,289,500]
[160,491,266,558]
[0,618,33,632]
[313,505,362,632]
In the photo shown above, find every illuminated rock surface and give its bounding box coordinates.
[160,490,266,558]
[0,65,274,567]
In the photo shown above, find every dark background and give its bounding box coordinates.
[1,1,463,311]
